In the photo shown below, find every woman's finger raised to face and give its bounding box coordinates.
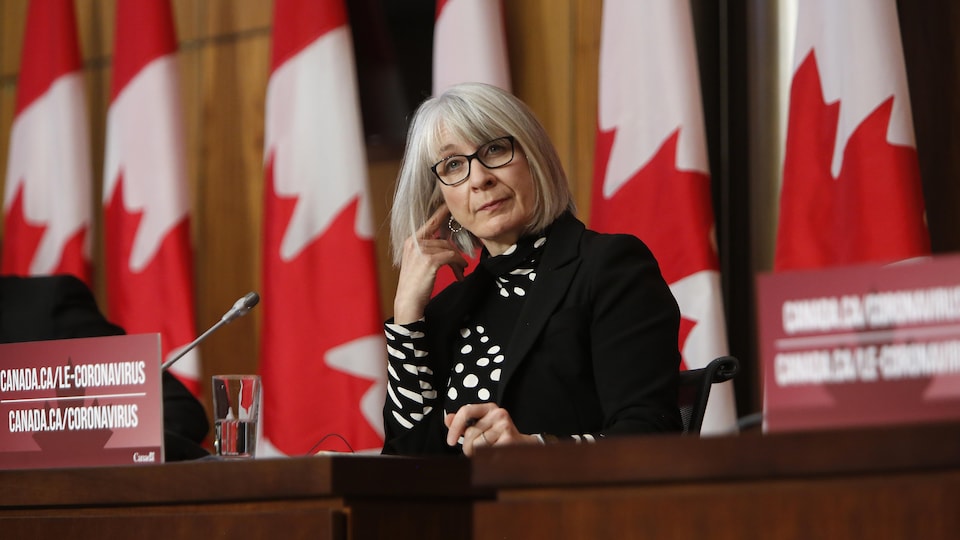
[417,204,452,241]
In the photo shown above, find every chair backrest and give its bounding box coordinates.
[677,356,739,435]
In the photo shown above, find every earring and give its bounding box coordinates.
[448,215,463,233]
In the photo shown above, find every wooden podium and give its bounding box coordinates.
[471,422,960,539]
[0,454,484,540]
[5,423,960,539]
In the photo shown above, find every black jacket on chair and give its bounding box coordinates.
[383,213,682,455]
[0,274,209,460]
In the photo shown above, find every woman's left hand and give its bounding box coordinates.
[444,403,540,457]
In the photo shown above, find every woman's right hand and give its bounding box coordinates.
[393,204,468,324]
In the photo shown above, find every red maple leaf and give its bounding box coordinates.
[51,227,89,282]
[2,182,46,275]
[1,182,90,283]
[776,51,929,270]
[592,126,720,368]
[592,128,718,284]
[260,155,384,453]
[103,175,199,395]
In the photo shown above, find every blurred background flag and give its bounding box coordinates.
[431,0,511,294]
[102,0,201,395]
[2,0,92,284]
[260,0,386,455]
[590,0,737,434]
[432,0,511,95]
[776,0,930,271]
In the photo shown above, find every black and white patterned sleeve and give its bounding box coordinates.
[383,319,440,433]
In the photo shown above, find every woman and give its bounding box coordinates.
[383,82,682,456]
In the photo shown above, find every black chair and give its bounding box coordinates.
[678,355,740,435]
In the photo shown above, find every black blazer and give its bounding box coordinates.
[0,274,209,460]
[383,213,682,455]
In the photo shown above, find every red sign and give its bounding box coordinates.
[0,334,164,469]
[757,255,960,432]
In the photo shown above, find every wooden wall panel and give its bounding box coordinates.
[202,0,272,38]
[75,0,114,62]
[571,0,602,223]
[368,156,403,318]
[502,0,602,217]
[83,63,109,298]
[0,0,28,245]
[193,28,271,383]
[504,0,577,204]
[0,87,13,229]
[0,0,28,78]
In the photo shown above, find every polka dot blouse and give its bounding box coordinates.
[384,233,545,434]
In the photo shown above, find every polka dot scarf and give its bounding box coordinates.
[443,233,547,415]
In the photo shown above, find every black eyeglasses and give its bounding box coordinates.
[430,136,516,186]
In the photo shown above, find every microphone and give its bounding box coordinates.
[160,292,260,371]
[221,292,260,324]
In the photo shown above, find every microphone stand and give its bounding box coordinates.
[161,292,260,371]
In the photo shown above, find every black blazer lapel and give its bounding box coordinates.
[497,214,585,399]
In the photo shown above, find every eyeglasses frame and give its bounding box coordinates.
[430,136,516,187]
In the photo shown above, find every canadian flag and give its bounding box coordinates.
[591,1,737,434]
[102,0,201,395]
[433,0,511,95]
[3,0,92,283]
[260,0,386,454]
[431,0,510,294]
[776,0,930,270]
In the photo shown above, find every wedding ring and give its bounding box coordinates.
[481,431,490,444]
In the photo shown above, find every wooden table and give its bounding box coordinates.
[7,423,959,539]
[0,454,485,540]
[471,422,960,539]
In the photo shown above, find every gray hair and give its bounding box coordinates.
[389,82,574,265]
